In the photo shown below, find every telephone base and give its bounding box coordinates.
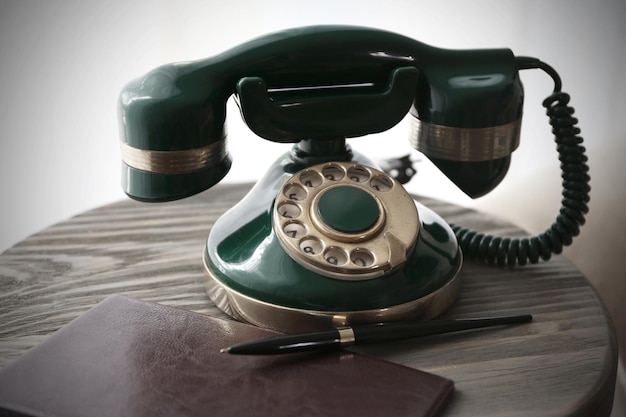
[203,249,462,333]
[200,151,463,332]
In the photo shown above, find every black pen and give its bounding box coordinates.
[221,314,532,355]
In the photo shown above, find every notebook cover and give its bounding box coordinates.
[0,295,453,417]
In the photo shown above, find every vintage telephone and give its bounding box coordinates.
[118,26,589,332]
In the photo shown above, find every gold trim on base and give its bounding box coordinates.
[202,247,462,333]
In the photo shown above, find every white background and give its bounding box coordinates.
[1,1,625,409]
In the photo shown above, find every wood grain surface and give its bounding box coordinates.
[0,183,618,417]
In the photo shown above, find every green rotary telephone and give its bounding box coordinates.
[117,26,589,332]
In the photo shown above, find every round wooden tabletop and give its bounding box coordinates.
[0,183,618,417]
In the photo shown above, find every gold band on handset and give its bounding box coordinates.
[120,139,228,174]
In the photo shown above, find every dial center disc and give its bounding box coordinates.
[316,185,380,233]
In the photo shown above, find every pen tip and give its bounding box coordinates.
[220,347,230,353]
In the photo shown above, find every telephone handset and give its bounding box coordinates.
[118,26,589,332]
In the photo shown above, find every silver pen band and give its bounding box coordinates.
[338,327,356,347]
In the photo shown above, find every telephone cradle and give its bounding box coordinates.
[118,26,589,332]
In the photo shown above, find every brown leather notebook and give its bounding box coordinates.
[0,295,453,417]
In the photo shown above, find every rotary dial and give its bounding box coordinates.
[273,162,419,280]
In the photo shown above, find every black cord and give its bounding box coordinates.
[449,57,590,266]
[516,56,563,92]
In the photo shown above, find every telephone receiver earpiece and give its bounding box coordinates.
[118,25,524,202]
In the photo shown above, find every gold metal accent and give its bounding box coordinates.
[332,315,349,327]
[337,327,356,347]
[272,162,420,281]
[203,248,462,333]
[384,232,408,270]
[120,138,228,174]
[409,116,521,161]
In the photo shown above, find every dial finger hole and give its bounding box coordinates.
[300,237,323,256]
[283,183,307,201]
[347,165,370,183]
[324,247,348,266]
[322,164,345,181]
[278,202,301,219]
[283,221,306,239]
[370,175,393,192]
[350,249,375,268]
[300,170,323,187]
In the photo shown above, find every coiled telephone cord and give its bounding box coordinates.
[450,58,590,266]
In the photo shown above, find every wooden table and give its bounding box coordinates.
[0,183,618,417]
